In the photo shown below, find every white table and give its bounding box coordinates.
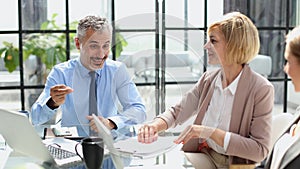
[2,134,190,169]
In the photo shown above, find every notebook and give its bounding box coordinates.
[0,108,82,168]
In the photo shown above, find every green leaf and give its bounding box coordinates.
[4,48,19,73]
[116,45,122,58]
[45,47,57,69]
[40,21,50,30]
[56,47,66,62]
[34,48,46,58]
[121,39,128,46]
[3,41,12,47]
[114,32,128,58]
[117,33,128,47]
[51,13,58,20]
[11,48,19,66]
[23,49,31,60]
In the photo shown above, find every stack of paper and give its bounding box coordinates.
[114,136,179,159]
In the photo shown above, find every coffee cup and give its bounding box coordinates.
[75,137,104,169]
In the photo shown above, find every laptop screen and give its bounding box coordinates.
[0,108,54,163]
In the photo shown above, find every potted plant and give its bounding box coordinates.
[0,14,77,75]
[114,28,128,58]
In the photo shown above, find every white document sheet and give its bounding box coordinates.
[114,136,179,159]
[92,114,179,160]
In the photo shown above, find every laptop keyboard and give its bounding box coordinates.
[47,145,78,160]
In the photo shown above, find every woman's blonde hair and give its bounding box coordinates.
[286,26,300,63]
[208,12,260,64]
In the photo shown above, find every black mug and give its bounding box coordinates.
[75,137,104,169]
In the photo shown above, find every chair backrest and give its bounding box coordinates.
[271,113,294,146]
[165,51,191,67]
[249,54,272,77]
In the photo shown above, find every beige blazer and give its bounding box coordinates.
[158,64,274,165]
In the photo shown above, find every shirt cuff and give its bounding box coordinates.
[108,116,125,130]
[42,96,59,110]
[223,132,231,151]
[108,119,118,130]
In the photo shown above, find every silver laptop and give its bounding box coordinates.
[0,108,82,168]
[92,114,125,169]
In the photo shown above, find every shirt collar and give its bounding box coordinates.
[215,69,243,95]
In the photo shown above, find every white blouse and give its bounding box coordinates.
[202,70,243,154]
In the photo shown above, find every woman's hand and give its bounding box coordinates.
[174,125,216,144]
[137,123,159,144]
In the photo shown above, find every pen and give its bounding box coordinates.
[128,164,143,167]
[43,128,47,140]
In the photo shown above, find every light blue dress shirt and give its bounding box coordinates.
[31,58,146,137]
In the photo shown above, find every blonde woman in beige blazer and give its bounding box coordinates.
[138,12,274,169]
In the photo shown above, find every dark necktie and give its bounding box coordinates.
[89,71,98,136]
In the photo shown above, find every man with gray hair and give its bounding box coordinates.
[31,15,146,168]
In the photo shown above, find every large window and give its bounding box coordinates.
[224,0,300,113]
[0,0,299,121]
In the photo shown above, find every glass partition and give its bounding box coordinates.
[0,0,18,30]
